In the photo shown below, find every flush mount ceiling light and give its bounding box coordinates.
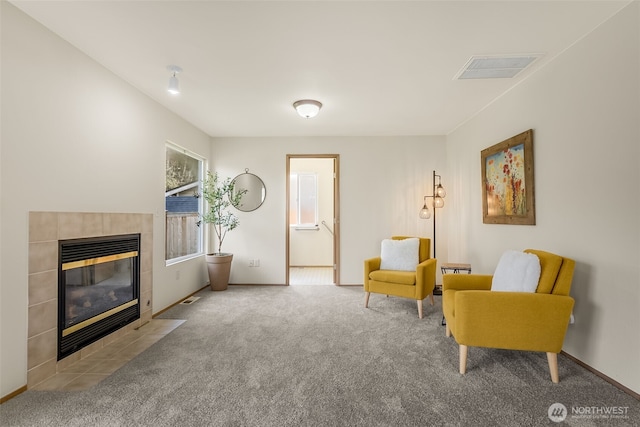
[293,99,322,119]
[454,54,543,79]
[167,65,182,95]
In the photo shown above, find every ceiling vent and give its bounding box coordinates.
[454,54,542,79]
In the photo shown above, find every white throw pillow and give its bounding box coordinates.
[379,238,420,271]
[491,250,541,293]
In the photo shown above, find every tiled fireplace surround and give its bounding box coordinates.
[27,211,153,388]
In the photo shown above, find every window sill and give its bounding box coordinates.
[165,252,204,266]
[293,226,319,231]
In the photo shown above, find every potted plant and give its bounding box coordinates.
[201,171,245,291]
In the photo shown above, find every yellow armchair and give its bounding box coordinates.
[442,249,575,382]
[364,236,437,319]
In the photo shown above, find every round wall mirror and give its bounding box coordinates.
[231,169,266,212]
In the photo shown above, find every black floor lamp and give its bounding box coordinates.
[419,170,446,258]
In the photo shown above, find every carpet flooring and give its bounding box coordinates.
[1,285,637,426]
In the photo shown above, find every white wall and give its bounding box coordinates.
[0,3,210,397]
[210,136,447,285]
[445,2,639,393]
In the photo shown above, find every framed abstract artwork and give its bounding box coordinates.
[481,129,535,225]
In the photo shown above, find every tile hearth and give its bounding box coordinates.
[32,319,184,391]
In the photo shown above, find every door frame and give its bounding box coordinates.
[286,154,340,285]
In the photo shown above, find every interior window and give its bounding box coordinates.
[289,173,318,226]
[165,142,204,262]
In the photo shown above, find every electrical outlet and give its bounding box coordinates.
[249,260,255,267]
[255,259,260,267]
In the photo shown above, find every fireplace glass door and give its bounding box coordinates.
[58,234,140,360]
[63,254,136,329]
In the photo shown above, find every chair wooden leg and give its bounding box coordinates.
[547,352,559,383]
[364,292,370,308]
[459,345,468,374]
[417,299,423,319]
[445,324,451,337]
[429,293,435,306]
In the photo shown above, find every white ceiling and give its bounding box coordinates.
[10,1,630,137]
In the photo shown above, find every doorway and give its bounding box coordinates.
[286,155,339,285]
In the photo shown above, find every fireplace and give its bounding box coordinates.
[58,234,141,360]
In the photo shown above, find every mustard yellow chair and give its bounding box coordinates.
[364,236,437,319]
[442,249,575,383]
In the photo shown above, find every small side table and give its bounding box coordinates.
[434,263,472,295]
[438,263,471,326]
[441,263,472,275]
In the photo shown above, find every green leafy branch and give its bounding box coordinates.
[201,171,246,254]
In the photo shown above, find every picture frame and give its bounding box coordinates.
[481,129,535,225]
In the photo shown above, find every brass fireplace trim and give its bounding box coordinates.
[61,251,139,271]
[62,299,139,337]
